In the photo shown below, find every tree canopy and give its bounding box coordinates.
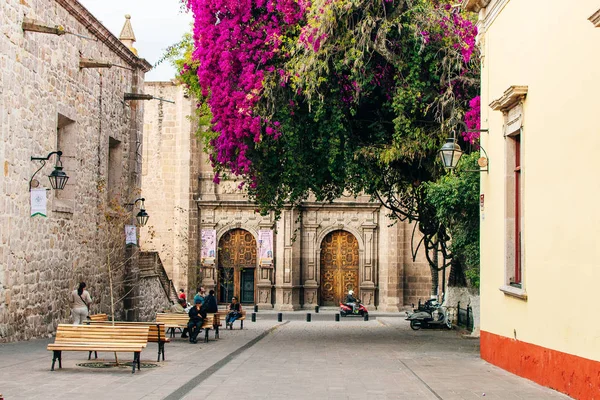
[177,0,481,291]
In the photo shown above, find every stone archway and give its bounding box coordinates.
[218,229,257,304]
[320,230,359,306]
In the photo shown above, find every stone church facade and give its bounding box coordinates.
[0,0,153,342]
[141,83,434,312]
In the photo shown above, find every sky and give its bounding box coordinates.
[79,0,192,81]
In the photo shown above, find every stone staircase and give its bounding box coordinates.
[139,251,178,303]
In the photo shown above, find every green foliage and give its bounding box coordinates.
[424,152,480,287]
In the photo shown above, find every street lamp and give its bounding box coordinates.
[30,151,69,191]
[128,198,149,227]
[438,137,463,170]
[438,122,490,172]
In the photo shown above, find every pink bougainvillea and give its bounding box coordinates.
[185,0,307,176]
[462,96,480,144]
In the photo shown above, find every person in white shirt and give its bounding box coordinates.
[69,282,92,325]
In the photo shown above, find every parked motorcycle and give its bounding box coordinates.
[339,300,368,317]
[405,298,452,330]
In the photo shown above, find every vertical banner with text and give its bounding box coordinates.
[258,229,274,267]
[201,229,217,266]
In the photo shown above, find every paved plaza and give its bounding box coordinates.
[0,316,570,400]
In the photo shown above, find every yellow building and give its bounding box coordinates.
[463,0,600,398]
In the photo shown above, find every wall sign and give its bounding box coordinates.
[30,188,47,217]
[125,225,137,245]
[258,229,274,267]
[201,229,216,266]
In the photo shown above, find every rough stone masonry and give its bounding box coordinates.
[0,0,152,342]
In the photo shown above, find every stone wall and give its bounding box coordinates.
[136,276,172,322]
[445,286,480,337]
[0,0,150,342]
[139,82,200,296]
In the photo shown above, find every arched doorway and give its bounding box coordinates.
[218,229,257,304]
[320,230,359,306]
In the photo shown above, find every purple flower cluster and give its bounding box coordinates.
[462,96,480,145]
[186,0,306,176]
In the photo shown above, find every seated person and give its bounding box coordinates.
[171,298,189,338]
[346,290,359,312]
[226,296,242,327]
[202,289,219,314]
[187,298,206,344]
[170,298,186,313]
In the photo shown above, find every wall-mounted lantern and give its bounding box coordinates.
[127,197,149,226]
[438,137,464,170]
[439,122,489,172]
[30,151,69,191]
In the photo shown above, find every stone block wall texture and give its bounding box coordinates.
[139,82,200,296]
[136,276,172,322]
[0,0,150,341]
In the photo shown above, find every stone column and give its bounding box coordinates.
[302,219,319,308]
[198,217,217,294]
[274,208,302,310]
[377,213,404,311]
[256,221,275,309]
[359,223,377,308]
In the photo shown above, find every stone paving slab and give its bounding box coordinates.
[0,318,571,400]
[182,319,570,400]
[0,321,279,400]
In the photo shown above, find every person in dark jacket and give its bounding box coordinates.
[202,290,218,314]
[187,298,206,343]
[345,290,359,313]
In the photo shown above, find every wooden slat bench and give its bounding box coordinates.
[156,313,218,342]
[217,310,247,330]
[87,321,169,361]
[47,324,149,374]
[156,313,189,338]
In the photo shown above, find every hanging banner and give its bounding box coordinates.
[201,229,216,266]
[125,225,137,245]
[258,229,274,267]
[30,188,47,217]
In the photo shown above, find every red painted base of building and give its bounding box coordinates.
[481,331,600,399]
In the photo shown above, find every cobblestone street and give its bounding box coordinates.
[0,316,570,400]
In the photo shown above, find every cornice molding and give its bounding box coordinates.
[462,0,491,13]
[480,0,511,33]
[54,0,152,72]
[589,9,600,27]
[490,85,528,112]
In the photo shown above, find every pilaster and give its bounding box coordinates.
[274,208,302,310]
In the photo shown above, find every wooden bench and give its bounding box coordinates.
[156,313,217,342]
[87,321,169,361]
[88,313,108,321]
[47,324,149,374]
[217,310,247,330]
[156,312,189,338]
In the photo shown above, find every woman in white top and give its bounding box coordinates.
[70,282,92,325]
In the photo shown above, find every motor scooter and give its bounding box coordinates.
[339,300,368,317]
[405,298,451,330]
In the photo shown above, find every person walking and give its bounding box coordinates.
[226,296,242,328]
[69,282,92,325]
